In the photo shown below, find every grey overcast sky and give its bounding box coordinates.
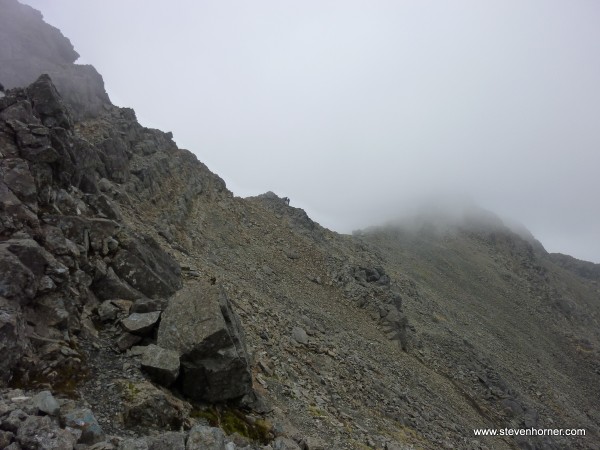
[21,0,600,262]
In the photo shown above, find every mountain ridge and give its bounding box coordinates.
[0,2,599,449]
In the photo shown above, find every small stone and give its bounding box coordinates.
[283,248,300,260]
[260,330,270,341]
[33,390,60,416]
[118,438,149,450]
[300,436,326,449]
[127,346,148,357]
[62,408,105,444]
[121,311,161,335]
[0,430,14,448]
[131,297,168,313]
[147,431,186,450]
[98,300,120,322]
[116,332,142,352]
[187,425,226,450]
[272,437,302,450]
[291,327,309,345]
[17,415,76,449]
[38,275,57,293]
[258,359,274,377]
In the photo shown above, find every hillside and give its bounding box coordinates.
[360,215,600,448]
[1,1,599,449]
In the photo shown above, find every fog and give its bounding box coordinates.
[21,0,600,262]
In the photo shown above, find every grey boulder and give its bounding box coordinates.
[157,281,252,402]
[32,390,60,416]
[121,311,161,336]
[61,408,105,444]
[17,415,77,450]
[186,425,225,450]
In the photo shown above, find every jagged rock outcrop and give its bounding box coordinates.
[0,0,111,119]
[0,75,182,389]
[158,281,253,402]
[0,72,268,447]
[251,191,324,240]
[549,252,600,283]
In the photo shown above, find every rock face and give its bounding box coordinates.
[158,282,252,402]
[0,0,111,119]
[0,74,183,389]
[111,234,182,298]
[0,297,28,385]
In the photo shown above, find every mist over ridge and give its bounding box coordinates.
[16,0,600,263]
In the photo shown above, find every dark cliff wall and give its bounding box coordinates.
[0,0,111,119]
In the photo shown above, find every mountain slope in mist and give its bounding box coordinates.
[360,211,600,447]
[1,1,599,449]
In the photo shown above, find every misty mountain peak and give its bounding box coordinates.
[0,0,110,118]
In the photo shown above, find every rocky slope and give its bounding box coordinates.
[1,2,599,450]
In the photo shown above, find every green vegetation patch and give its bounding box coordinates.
[10,356,89,398]
[192,406,273,444]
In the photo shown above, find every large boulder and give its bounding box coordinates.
[157,281,252,402]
